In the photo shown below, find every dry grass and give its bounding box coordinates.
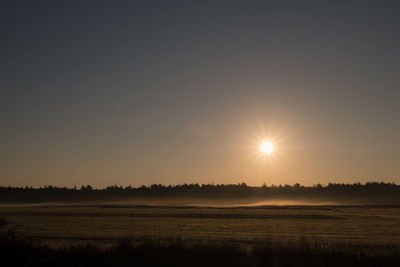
[0,205,400,248]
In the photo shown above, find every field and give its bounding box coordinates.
[1,204,400,248]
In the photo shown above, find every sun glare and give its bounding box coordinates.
[261,141,274,154]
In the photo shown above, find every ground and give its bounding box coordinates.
[1,204,400,248]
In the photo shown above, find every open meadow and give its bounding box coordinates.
[1,204,400,248]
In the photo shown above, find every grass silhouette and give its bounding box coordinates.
[1,217,400,267]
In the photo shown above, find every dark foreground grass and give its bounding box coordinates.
[2,236,400,267]
[1,217,400,267]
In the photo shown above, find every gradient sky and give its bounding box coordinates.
[1,1,400,187]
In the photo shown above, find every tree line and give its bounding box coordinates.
[1,182,400,203]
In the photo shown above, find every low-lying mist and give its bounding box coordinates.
[0,197,372,208]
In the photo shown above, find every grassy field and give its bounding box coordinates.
[1,204,400,248]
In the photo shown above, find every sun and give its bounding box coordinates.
[261,141,274,154]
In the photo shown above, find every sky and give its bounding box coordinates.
[1,1,400,187]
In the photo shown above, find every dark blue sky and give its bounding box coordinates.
[1,1,400,187]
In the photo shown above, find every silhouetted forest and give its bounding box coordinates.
[1,182,400,204]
